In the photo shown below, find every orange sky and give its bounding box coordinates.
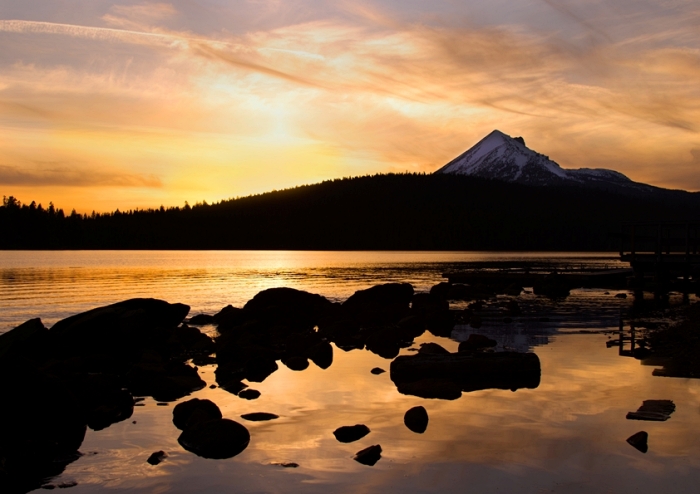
[1,1,699,212]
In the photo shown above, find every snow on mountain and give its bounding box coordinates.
[435,130,643,190]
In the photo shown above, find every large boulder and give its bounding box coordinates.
[396,378,462,400]
[173,398,222,430]
[124,360,206,402]
[243,288,333,328]
[390,351,541,394]
[342,283,414,323]
[177,419,250,459]
[0,370,87,492]
[49,298,190,358]
[0,318,48,360]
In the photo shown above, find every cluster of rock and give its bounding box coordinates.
[0,280,540,491]
[0,299,212,492]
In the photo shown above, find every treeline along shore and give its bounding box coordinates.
[2,173,699,250]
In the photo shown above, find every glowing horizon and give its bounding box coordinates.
[1,1,699,213]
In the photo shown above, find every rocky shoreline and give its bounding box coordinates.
[0,281,546,492]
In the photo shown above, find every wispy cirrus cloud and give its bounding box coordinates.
[0,164,162,188]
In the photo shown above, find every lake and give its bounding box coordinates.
[1,251,699,494]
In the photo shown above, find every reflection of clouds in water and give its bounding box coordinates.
[57,335,700,493]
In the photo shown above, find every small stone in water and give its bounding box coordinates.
[626,431,648,453]
[147,451,168,465]
[370,367,386,375]
[238,389,261,400]
[404,406,429,433]
[354,445,382,466]
[241,412,279,421]
[333,424,370,443]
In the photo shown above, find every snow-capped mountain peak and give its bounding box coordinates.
[434,130,638,188]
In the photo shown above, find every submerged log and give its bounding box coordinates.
[390,351,541,394]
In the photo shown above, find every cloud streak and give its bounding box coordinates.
[0,165,162,188]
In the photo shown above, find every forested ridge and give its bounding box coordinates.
[2,173,698,250]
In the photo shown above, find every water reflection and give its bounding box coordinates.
[0,251,623,333]
[47,333,700,494]
[2,251,699,493]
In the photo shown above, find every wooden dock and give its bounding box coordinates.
[620,223,700,294]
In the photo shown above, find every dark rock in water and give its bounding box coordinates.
[615,293,628,299]
[343,283,414,324]
[397,314,425,334]
[404,406,429,433]
[173,398,222,430]
[391,352,541,393]
[188,314,216,325]
[370,367,386,375]
[125,360,206,402]
[238,389,261,400]
[365,328,402,359]
[318,319,364,351]
[246,358,279,383]
[344,283,414,311]
[626,400,675,421]
[82,378,134,431]
[468,315,482,329]
[308,341,333,369]
[49,298,190,357]
[241,412,279,421]
[215,341,280,383]
[213,305,246,329]
[243,287,333,328]
[505,299,521,316]
[458,334,498,352]
[0,370,86,493]
[147,450,168,465]
[353,445,382,466]
[429,282,452,300]
[626,431,648,453]
[192,355,217,366]
[178,418,250,459]
[533,276,570,298]
[41,480,79,489]
[283,356,309,371]
[411,293,449,314]
[418,342,450,355]
[273,462,299,468]
[425,310,455,337]
[0,317,47,359]
[217,377,248,396]
[396,378,462,400]
[166,325,215,358]
[503,283,523,296]
[333,424,371,443]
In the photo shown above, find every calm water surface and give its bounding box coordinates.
[1,251,699,493]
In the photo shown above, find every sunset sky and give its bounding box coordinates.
[1,0,699,212]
